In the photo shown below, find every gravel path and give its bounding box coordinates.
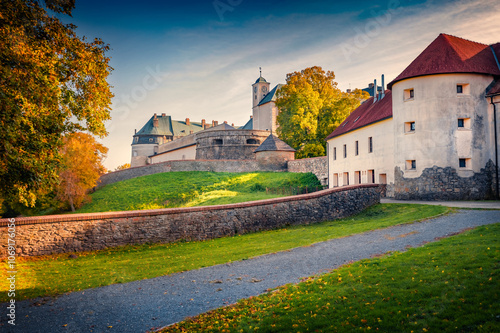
[1,210,499,333]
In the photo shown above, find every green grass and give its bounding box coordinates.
[162,223,500,333]
[0,204,448,302]
[77,171,322,213]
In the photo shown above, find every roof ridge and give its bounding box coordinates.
[440,33,489,47]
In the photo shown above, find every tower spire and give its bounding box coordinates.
[259,67,262,77]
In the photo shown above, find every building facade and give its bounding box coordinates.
[327,34,500,200]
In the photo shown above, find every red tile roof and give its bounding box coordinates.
[486,80,500,97]
[388,34,500,89]
[326,90,392,140]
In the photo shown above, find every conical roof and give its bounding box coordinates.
[254,134,295,153]
[388,34,500,89]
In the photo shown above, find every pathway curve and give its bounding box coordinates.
[1,210,499,333]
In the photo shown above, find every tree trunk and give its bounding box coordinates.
[69,197,75,212]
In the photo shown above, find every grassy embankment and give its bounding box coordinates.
[163,223,500,332]
[0,204,449,302]
[77,171,322,213]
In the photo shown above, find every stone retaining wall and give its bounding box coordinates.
[394,160,496,200]
[288,156,328,185]
[0,185,380,258]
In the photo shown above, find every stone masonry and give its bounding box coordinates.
[394,160,496,200]
[288,156,328,186]
[0,185,380,258]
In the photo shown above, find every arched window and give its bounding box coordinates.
[213,139,223,145]
[247,139,259,145]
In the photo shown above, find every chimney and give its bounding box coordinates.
[212,120,215,127]
[214,120,219,126]
[224,121,227,124]
[250,115,253,119]
[373,79,377,103]
[186,118,190,125]
[231,123,234,127]
[189,130,193,134]
[381,74,385,99]
[153,113,159,127]
[346,88,352,93]
[201,119,206,127]
[368,83,374,88]
[161,113,166,117]
[134,129,137,134]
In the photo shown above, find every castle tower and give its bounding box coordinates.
[252,68,270,109]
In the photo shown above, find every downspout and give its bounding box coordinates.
[490,96,499,199]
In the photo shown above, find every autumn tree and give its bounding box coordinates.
[115,163,131,171]
[0,0,113,209]
[56,132,108,212]
[276,66,367,158]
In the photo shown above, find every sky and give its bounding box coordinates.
[57,0,500,170]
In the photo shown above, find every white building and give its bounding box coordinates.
[327,33,500,200]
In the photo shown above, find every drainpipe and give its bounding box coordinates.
[490,96,499,199]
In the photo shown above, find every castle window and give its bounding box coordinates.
[343,144,347,158]
[404,88,414,101]
[458,118,471,129]
[343,172,349,186]
[406,160,416,170]
[149,138,154,142]
[134,137,138,143]
[459,158,471,169]
[355,141,359,156]
[332,173,339,187]
[354,171,361,184]
[367,169,375,183]
[132,151,138,157]
[457,83,470,95]
[368,137,373,153]
[246,139,259,145]
[405,121,416,133]
[333,147,337,160]
[213,139,223,145]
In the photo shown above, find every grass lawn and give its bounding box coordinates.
[162,223,500,332]
[0,204,449,302]
[77,171,322,213]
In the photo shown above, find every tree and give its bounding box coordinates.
[0,0,113,209]
[115,163,131,171]
[276,66,367,158]
[56,132,108,212]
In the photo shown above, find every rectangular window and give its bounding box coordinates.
[367,170,375,184]
[368,137,373,153]
[333,173,339,187]
[333,147,336,160]
[343,172,349,186]
[404,88,414,101]
[459,158,471,169]
[354,171,361,184]
[458,118,470,129]
[343,144,347,158]
[355,141,359,156]
[405,121,416,133]
[457,83,470,95]
[406,160,416,170]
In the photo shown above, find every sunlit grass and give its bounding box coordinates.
[162,223,500,332]
[77,171,321,213]
[0,204,449,302]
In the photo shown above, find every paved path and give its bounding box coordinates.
[381,198,500,209]
[1,210,499,333]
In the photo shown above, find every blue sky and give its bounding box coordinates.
[59,0,500,169]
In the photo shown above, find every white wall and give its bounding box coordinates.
[327,117,394,189]
[392,73,496,178]
[150,145,196,164]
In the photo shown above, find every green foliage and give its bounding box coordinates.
[77,171,322,213]
[0,0,113,208]
[163,223,499,332]
[0,204,449,301]
[276,66,368,158]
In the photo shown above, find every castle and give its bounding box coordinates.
[130,74,289,168]
[326,33,500,200]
